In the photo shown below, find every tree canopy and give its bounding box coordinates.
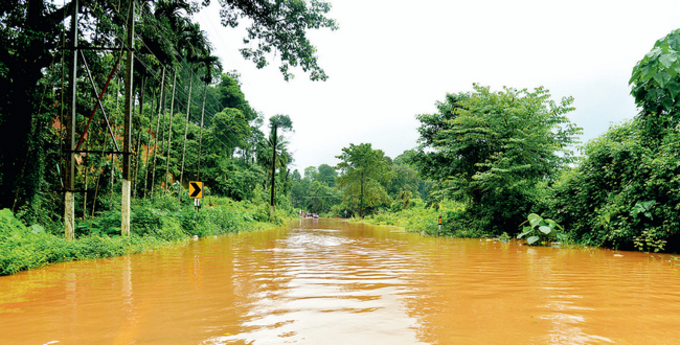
[0,0,336,220]
[336,143,392,218]
[411,84,582,233]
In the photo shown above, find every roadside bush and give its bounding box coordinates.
[548,121,680,250]
[360,199,466,236]
[0,192,285,275]
[0,208,175,275]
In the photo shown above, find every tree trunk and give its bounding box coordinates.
[133,76,145,198]
[359,171,365,218]
[165,70,177,193]
[150,68,165,198]
[270,125,278,219]
[0,0,67,210]
[143,86,157,198]
[110,75,120,207]
[196,82,207,181]
[178,68,193,200]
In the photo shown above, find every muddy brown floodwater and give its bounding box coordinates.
[2,219,680,344]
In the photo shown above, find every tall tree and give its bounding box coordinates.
[266,114,293,218]
[336,143,391,218]
[630,28,680,142]
[212,0,338,81]
[177,22,210,194]
[0,0,71,212]
[317,163,337,187]
[0,0,336,219]
[411,84,582,233]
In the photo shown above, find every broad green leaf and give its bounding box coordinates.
[545,219,557,229]
[517,231,530,239]
[527,236,540,245]
[29,224,45,234]
[647,88,664,99]
[667,81,680,98]
[659,53,678,68]
[640,200,656,210]
[646,47,663,59]
[527,213,541,227]
[654,71,672,88]
[640,63,653,75]
[660,96,674,110]
[630,69,642,85]
[642,67,657,82]
[668,34,680,47]
[539,225,551,234]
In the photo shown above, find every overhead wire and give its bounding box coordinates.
[101,0,262,160]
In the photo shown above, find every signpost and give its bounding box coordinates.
[189,181,203,199]
[189,181,203,211]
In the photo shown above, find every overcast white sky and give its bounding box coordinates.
[195,0,680,172]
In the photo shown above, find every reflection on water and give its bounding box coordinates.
[2,219,680,344]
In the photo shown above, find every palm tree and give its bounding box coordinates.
[176,22,210,198]
[196,54,221,181]
[262,115,293,218]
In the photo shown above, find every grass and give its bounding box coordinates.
[0,195,287,276]
[355,199,466,235]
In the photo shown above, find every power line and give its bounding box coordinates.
[95,1,257,157]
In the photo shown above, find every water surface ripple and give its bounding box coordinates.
[2,219,680,344]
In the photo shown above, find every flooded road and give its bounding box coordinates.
[2,218,680,344]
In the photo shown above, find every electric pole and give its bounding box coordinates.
[121,0,134,236]
[64,0,78,240]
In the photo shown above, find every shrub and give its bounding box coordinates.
[548,121,680,250]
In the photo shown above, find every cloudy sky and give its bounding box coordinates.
[194,0,680,172]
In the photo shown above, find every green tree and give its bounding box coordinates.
[211,108,251,156]
[306,180,342,214]
[304,166,318,181]
[411,84,582,234]
[547,28,680,251]
[630,28,680,141]
[265,115,293,218]
[210,72,257,121]
[386,165,420,201]
[336,143,391,218]
[0,0,335,219]
[317,163,337,187]
[290,170,310,210]
[213,0,338,81]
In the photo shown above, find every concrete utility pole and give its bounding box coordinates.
[121,0,134,236]
[64,0,78,241]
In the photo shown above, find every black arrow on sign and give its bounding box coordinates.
[190,182,202,197]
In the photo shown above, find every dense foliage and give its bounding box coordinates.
[0,0,335,226]
[0,0,335,274]
[290,164,343,214]
[335,143,392,218]
[411,85,582,235]
[0,195,283,275]
[532,28,680,251]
